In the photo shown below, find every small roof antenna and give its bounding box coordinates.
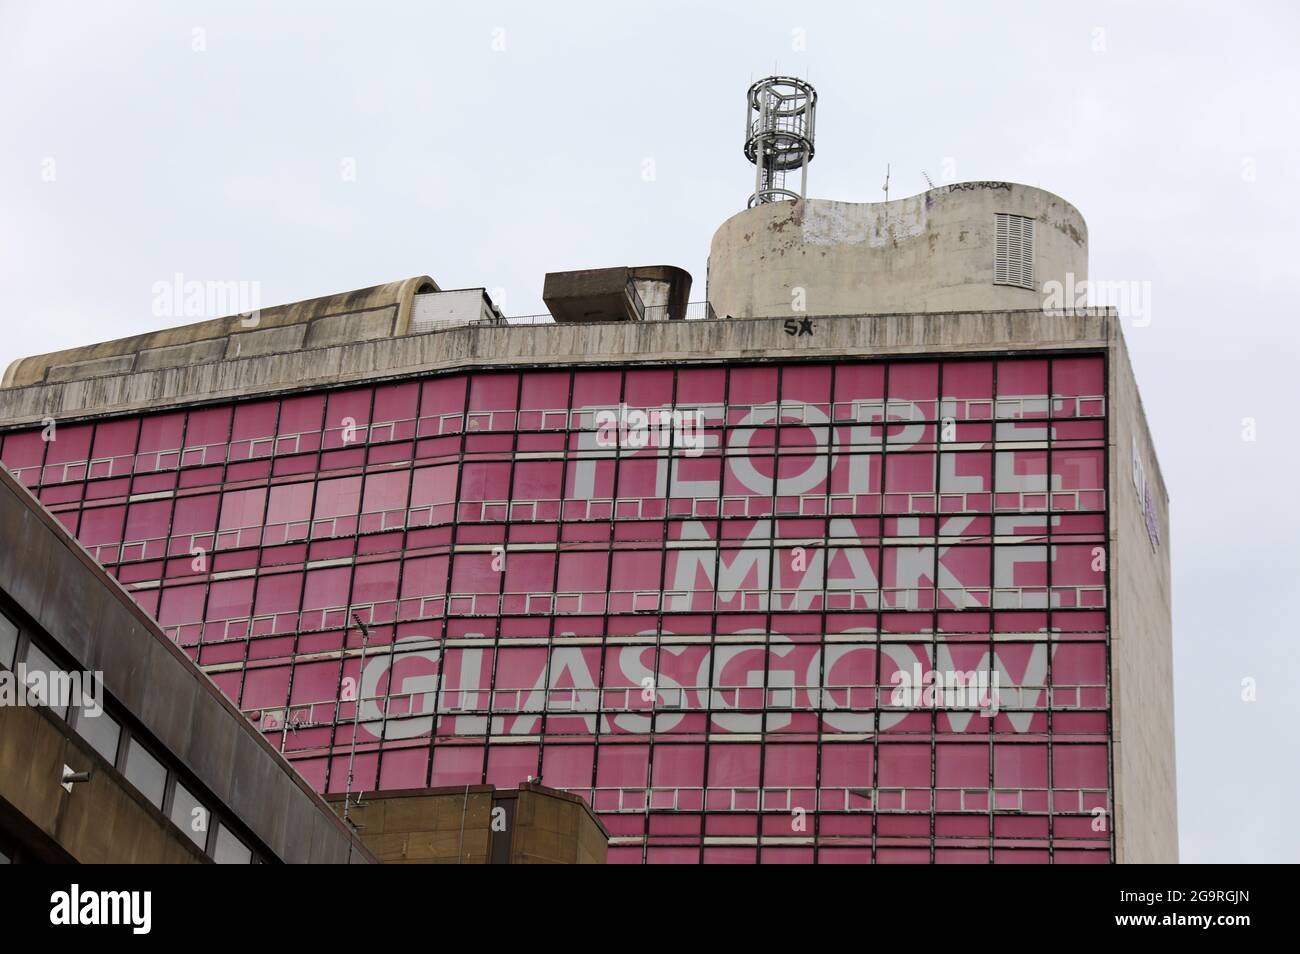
[921,171,935,189]
[883,163,891,202]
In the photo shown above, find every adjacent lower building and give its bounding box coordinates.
[0,464,375,864]
[327,782,608,864]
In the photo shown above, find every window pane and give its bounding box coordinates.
[124,738,167,808]
[214,824,252,864]
[169,781,210,849]
[74,698,121,764]
[0,614,17,669]
[24,642,69,718]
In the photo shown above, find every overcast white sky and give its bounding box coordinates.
[3,0,1298,862]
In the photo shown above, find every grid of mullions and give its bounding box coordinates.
[0,355,1112,863]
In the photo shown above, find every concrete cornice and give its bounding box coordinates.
[0,308,1115,429]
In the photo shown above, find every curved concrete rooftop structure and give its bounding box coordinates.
[707,182,1087,319]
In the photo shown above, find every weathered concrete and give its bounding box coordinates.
[0,694,207,863]
[326,782,607,864]
[305,305,397,348]
[135,338,229,372]
[0,308,1111,428]
[707,183,1087,319]
[2,276,435,388]
[1108,327,1177,863]
[544,265,692,323]
[0,466,376,864]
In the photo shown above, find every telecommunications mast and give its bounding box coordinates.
[743,76,817,208]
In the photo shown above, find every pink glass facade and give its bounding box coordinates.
[0,354,1112,862]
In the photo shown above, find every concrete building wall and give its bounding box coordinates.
[502,785,609,864]
[0,467,375,864]
[327,783,607,864]
[0,696,207,863]
[707,184,1087,320]
[1,276,435,389]
[1108,326,1177,863]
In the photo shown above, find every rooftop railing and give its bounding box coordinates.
[433,299,720,330]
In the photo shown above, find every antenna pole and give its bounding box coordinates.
[342,611,371,828]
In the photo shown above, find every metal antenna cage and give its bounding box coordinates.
[744,75,817,207]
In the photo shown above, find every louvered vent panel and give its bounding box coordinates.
[994,213,1035,290]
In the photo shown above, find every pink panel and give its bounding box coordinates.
[1050,356,1102,405]
[254,572,303,615]
[707,744,761,787]
[185,406,232,446]
[399,556,448,597]
[504,551,555,594]
[1052,745,1108,788]
[878,743,931,787]
[372,381,419,425]
[410,465,456,508]
[302,566,351,610]
[763,744,817,787]
[289,660,342,704]
[429,746,484,786]
[623,369,673,409]
[269,480,313,518]
[541,745,595,789]
[77,505,125,546]
[596,745,650,788]
[219,487,266,529]
[362,470,409,512]
[323,387,370,432]
[278,394,325,435]
[124,499,171,541]
[230,401,277,440]
[460,461,510,502]
[936,743,990,788]
[889,362,938,409]
[781,364,830,405]
[136,412,185,461]
[44,422,92,466]
[1052,643,1106,684]
[90,418,139,474]
[570,370,621,409]
[518,371,570,430]
[675,368,725,422]
[158,583,206,625]
[1,429,47,483]
[994,744,1048,788]
[241,666,290,711]
[470,373,518,411]
[378,747,429,789]
[313,476,361,518]
[486,745,538,787]
[942,361,993,417]
[556,550,609,591]
[450,553,499,594]
[728,367,778,420]
[651,745,705,787]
